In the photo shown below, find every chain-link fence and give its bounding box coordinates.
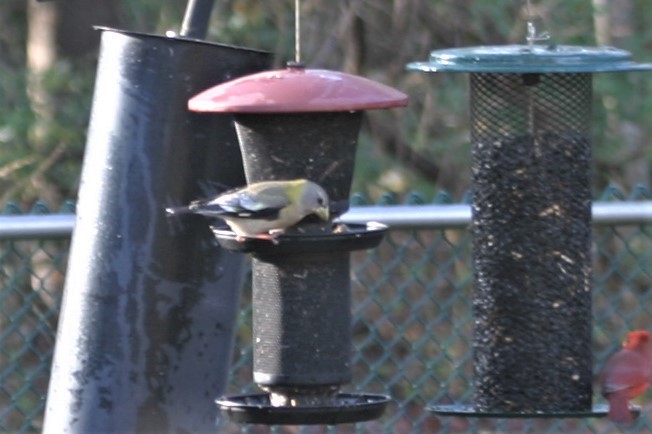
[2,188,652,433]
[0,202,73,434]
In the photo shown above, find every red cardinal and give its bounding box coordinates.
[601,330,652,424]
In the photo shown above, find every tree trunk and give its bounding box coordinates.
[27,0,57,145]
[25,0,62,205]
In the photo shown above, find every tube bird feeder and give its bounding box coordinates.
[408,45,651,417]
[188,64,408,425]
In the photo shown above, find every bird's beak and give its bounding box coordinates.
[315,206,330,221]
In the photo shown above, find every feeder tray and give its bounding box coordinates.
[216,392,390,425]
[211,222,387,255]
[428,404,612,419]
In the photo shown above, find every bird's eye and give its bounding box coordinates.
[317,197,325,206]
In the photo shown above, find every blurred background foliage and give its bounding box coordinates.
[1,0,651,206]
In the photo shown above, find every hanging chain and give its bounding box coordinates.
[295,0,302,64]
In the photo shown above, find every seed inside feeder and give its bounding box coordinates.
[472,131,592,412]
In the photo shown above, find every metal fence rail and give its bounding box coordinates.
[3,201,652,238]
[2,191,652,433]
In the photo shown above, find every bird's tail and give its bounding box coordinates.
[607,392,635,425]
[165,205,193,216]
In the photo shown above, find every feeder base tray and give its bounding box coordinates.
[428,403,617,419]
[211,222,387,255]
[216,393,390,425]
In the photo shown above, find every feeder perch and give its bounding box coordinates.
[189,64,407,425]
[408,45,651,418]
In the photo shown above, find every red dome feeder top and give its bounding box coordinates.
[188,64,408,113]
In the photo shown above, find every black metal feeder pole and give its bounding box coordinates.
[408,45,652,418]
[180,0,215,39]
[189,65,408,425]
[42,14,272,434]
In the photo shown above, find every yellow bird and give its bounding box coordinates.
[167,179,330,242]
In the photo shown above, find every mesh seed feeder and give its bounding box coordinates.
[188,64,407,425]
[408,43,651,417]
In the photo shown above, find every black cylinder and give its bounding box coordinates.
[470,73,593,412]
[252,251,352,389]
[43,29,271,434]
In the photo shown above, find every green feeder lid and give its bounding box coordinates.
[407,44,652,73]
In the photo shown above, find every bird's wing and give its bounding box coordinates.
[209,187,290,220]
[602,350,650,396]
